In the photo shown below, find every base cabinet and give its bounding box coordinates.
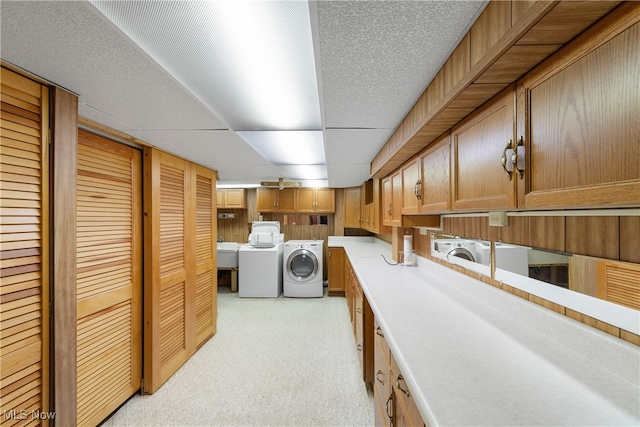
[328,247,345,295]
[375,319,426,427]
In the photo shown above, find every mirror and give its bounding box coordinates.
[494,243,639,334]
[430,233,491,277]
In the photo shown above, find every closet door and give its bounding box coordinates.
[0,68,50,423]
[194,165,217,347]
[76,130,142,425]
[144,148,195,393]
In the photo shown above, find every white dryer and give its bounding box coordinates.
[283,240,323,298]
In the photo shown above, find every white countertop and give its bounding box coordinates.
[328,236,640,426]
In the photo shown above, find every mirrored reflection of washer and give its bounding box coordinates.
[283,240,323,298]
[434,239,477,263]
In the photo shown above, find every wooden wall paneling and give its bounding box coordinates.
[193,165,216,347]
[511,0,539,27]
[51,86,78,426]
[566,217,619,260]
[444,33,470,94]
[0,68,51,425]
[425,68,445,113]
[470,1,512,66]
[516,1,622,45]
[529,216,565,252]
[620,216,640,264]
[334,188,346,235]
[246,188,258,224]
[568,254,599,298]
[499,216,529,247]
[217,210,249,244]
[76,131,142,426]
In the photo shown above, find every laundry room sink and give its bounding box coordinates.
[217,242,239,268]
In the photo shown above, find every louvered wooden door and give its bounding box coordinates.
[194,166,216,347]
[143,149,217,393]
[0,68,50,425]
[144,149,194,393]
[76,130,142,426]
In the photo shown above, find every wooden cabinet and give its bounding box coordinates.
[516,8,640,209]
[362,178,391,234]
[382,172,402,227]
[401,160,421,215]
[391,354,425,427]
[297,188,335,212]
[328,247,345,296]
[344,186,362,228]
[256,187,296,212]
[354,280,374,385]
[374,320,393,427]
[345,257,354,324]
[419,133,451,213]
[217,188,245,208]
[451,85,516,211]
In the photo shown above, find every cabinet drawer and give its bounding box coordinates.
[374,318,391,367]
[374,334,392,403]
[391,354,425,427]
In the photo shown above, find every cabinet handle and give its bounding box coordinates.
[357,344,362,352]
[386,395,394,423]
[376,370,386,385]
[501,139,513,180]
[376,326,384,337]
[387,203,392,216]
[512,136,525,179]
[414,179,421,200]
[397,375,410,397]
[356,307,362,313]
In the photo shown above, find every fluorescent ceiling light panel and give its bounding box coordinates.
[90,0,321,131]
[238,130,325,165]
[277,164,327,180]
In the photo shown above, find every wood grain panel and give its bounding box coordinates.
[444,33,470,94]
[620,216,640,264]
[470,1,512,66]
[566,217,619,260]
[76,131,142,426]
[0,67,49,425]
[516,1,621,45]
[499,216,529,246]
[529,216,565,252]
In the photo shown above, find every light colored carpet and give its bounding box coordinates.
[102,287,374,426]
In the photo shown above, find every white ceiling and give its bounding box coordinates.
[1,0,487,188]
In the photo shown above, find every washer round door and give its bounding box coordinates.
[286,249,319,282]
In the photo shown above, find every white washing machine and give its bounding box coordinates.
[283,240,323,298]
[238,221,284,298]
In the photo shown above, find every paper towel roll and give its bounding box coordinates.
[403,235,413,255]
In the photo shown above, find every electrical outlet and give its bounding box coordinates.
[488,211,508,227]
[419,227,429,235]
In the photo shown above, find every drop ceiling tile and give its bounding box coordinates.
[316,1,486,129]
[327,164,372,188]
[325,129,394,165]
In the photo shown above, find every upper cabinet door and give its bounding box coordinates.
[314,188,335,213]
[419,132,451,213]
[256,188,278,212]
[401,160,421,215]
[451,85,517,211]
[517,8,640,209]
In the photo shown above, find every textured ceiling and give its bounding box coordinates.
[0,0,487,188]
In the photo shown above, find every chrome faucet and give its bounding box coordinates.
[217,235,224,243]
